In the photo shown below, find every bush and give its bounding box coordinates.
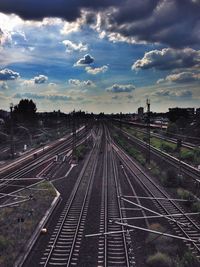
[75,145,86,160]
[177,251,199,267]
[163,169,180,187]
[180,151,194,162]
[177,188,193,200]
[177,188,194,208]
[146,252,172,267]
[191,201,200,212]
[194,148,200,164]
[150,161,160,177]
[161,143,174,153]
[146,223,176,255]
[0,235,9,251]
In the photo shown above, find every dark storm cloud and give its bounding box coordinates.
[0,0,199,47]
[106,0,200,47]
[0,0,121,21]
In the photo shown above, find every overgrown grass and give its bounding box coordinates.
[146,252,172,267]
[177,188,200,211]
[123,126,199,166]
[0,181,56,267]
[176,251,199,267]
[146,223,200,267]
[114,128,200,265]
[114,133,146,166]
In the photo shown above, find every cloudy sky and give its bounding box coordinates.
[0,0,199,113]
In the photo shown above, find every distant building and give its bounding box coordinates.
[168,107,195,120]
[186,108,195,118]
[196,108,200,116]
[138,107,144,120]
[0,109,9,119]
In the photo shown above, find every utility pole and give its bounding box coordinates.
[146,99,151,165]
[72,111,77,161]
[119,112,122,132]
[10,103,14,159]
[177,138,182,179]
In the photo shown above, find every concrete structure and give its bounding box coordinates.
[137,107,144,120]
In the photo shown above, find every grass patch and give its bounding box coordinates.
[75,144,86,160]
[0,181,56,266]
[123,126,199,166]
[176,251,199,267]
[146,252,172,267]
[114,132,146,166]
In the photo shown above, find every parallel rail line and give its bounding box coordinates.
[97,127,134,266]
[112,140,200,258]
[0,129,89,192]
[39,129,102,267]
[118,127,200,180]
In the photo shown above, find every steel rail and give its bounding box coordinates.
[104,127,131,266]
[41,128,102,267]
[112,140,200,257]
[0,129,90,192]
[118,127,200,180]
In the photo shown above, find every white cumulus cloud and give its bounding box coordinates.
[69,79,96,87]
[34,75,48,84]
[85,65,108,75]
[62,40,88,52]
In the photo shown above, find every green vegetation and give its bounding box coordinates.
[180,148,200,165]
[114,132,146,166]
[75,144,86,160]
[146,223,200,267]
[146,252,172,267]
[176,251,199,267]
[161,169,185,188]
[177,188,200,211]
[114,128,200,266]
[177,188,193,201]
[0,181,56,267]
[146,223,177,256]
[123,126,200,166]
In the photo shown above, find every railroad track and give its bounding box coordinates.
[0,128,90,192]
[97,128,135,267]
[39,128,102,267]
[117,127,200,180]
[112,140,200,258]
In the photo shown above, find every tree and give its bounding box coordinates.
[14,99,37,122]
[167,108,189,123]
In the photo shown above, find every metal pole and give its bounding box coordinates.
[120,112,122,132]
[146,99,151,164]
[72,111,76,160]
[10,103,14,159]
